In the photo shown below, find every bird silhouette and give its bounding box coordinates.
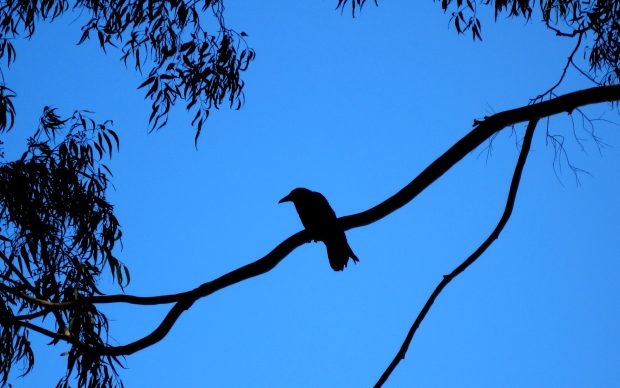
[279,187,359,271]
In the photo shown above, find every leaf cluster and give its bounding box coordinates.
[337,0,620,85]
[0,85,16,133]
[0,1,255,140]
[336,0,378,16]
[435,0,620,84]
[0,108,127,387]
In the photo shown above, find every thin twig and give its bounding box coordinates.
[531,33,583,103]
[544,21,588,38]
[571,60,600,85]
[2,318,84,350]
[374,118,539,387]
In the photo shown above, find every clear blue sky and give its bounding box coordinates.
[3,2,620,387]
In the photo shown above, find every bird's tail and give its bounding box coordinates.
[325,236,359,271]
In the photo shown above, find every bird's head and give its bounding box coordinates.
[278,187,312,204]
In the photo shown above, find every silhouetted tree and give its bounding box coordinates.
[0,108,128,387]
[0,1,619,386]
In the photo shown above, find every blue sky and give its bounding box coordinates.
[3,1,620,387]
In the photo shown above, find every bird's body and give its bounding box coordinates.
[279,188,358,271]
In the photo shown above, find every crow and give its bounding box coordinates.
[279,187,359,271]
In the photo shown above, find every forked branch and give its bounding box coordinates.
[375,118,538,387]
[17,85,620,358]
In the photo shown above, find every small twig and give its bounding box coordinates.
[374,119,538,387]
[568,111,586,152]
[546,132,590,185]
[544,21,588,38]
[571,60,600,85]
[4,318,87,350]
[531,33,583,103]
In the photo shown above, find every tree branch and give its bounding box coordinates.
[531,32,584,103]
[544,20,589,38]
[0,251,36,293]
[338,85,620,230]
[0,252,70,337]
[374,118,538,387]
[3,318,84,350]
[25,85,620,357]
[0,283,73,309]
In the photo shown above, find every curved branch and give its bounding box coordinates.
[375,118,538,387]
[30,85,620,356]
[339,84,620,229]
[102,231,309,356]
[87,84,620,307]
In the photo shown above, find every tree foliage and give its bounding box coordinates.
[444,0,620,84]
[340,0,620,85]
[0,0,254,140]
[0,108,127,386]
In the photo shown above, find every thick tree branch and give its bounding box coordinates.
[374,118,538,387]
[100,231,311,356]
[86,84,620,307]
[339,84,620,230]
[23,85,620,357]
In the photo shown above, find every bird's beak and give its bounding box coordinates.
[278,194,291,204]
